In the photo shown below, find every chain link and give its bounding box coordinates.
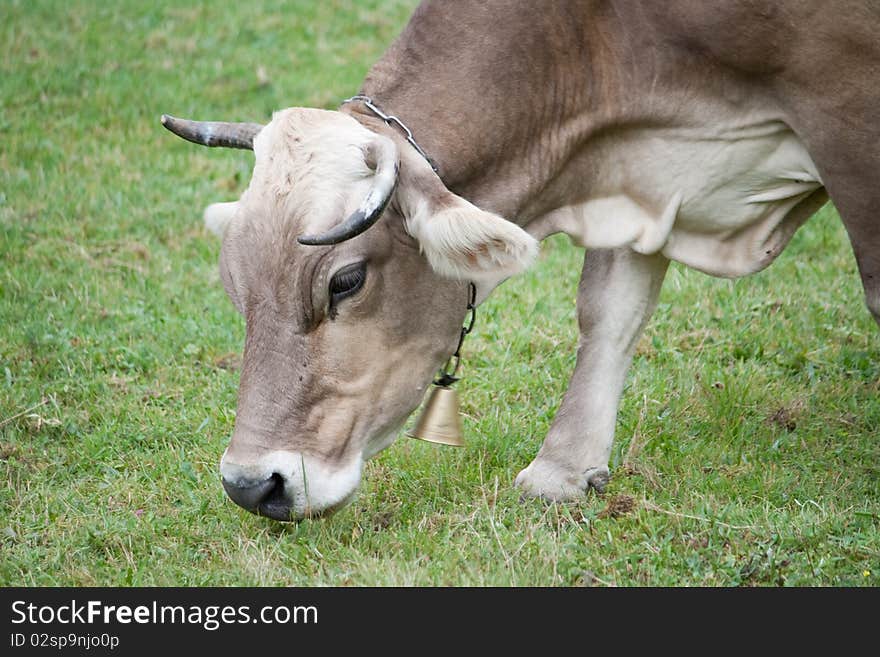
[435,282,477,387]
[343,95,439,173]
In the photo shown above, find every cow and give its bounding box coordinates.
[161,0,879,521]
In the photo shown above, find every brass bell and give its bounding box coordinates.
[408,384,465,446]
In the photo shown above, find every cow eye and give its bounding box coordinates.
[329,262,366,304]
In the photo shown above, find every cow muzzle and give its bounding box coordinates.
[221,473,291,520]
[219,449,363,522]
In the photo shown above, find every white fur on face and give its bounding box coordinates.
[220,448,363,520]
[247,109,380,237]
[202,108,383,244]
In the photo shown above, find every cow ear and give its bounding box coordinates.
[399,168,538,282]
[406,196,539,281]
[203,201,239,238]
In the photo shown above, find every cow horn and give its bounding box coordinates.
[298,138,399,245]
[160,114,263,150]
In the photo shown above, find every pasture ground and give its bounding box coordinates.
[1,0,878,586]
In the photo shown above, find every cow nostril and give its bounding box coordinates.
[255,473,295,521]
[262,472,287,507]
[222,472,295,521]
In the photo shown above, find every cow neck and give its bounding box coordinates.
[350,1,632,224]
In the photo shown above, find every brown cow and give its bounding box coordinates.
[162,0,879,520]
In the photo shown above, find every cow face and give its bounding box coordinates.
[163,108,537,520]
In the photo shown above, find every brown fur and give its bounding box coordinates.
[358,1,879,321]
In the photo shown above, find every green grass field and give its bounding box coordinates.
[1,0,878,586]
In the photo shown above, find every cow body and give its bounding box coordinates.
[359,0,843,276]
[353,0,878,500]
[163,0,879,517]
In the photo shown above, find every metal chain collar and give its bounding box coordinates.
[342,95,439,173]
[435,282,477,387]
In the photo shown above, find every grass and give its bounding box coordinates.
[1,0,878,587]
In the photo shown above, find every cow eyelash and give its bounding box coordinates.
[328,262,367,307]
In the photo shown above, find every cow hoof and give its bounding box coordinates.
[586,467,610,493]
[515,461,610,502]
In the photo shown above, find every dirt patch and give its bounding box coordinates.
[213,353,242,371]
[767,406,797,431]
[574,570,612,587]
[598,493,636,519]
[371,511,394,531]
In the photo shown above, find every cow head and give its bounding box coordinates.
[162,108,537,521]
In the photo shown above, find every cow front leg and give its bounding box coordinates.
[515,248,669,501]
